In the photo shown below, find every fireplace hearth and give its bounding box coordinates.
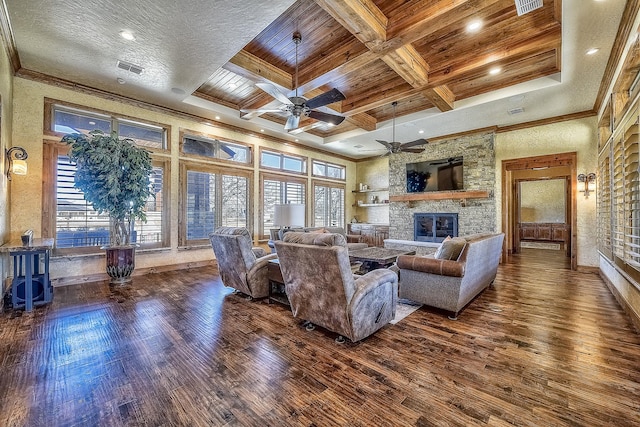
[414,213,458,242]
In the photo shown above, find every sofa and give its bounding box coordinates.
[274,231,398,342]
[268,226,368,253]
[396,233,504,319]
[209,227,277,299]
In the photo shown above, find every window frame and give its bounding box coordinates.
[179,129,253,166]
[311,159,346,181]
[312,179,346,229]
[44,98,170,153]
[259,147,307,175]
[179,161,253,247]
[42,141,171,255]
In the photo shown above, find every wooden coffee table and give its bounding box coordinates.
[348,247,415,273]
[267,259,289,306]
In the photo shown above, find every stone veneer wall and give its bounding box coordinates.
[389,131,496,240]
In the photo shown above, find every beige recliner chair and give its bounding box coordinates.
[209,227,277,299]
[275,232,398,342]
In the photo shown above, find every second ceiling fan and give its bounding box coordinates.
[375,101,428,155]
[241,32,346,131]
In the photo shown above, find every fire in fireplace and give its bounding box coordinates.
[414,213,458,242]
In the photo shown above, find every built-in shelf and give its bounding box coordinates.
[353,203,390,207]
[352,188,388,193]
[389,190,489,202]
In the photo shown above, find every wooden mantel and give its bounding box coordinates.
[389,190,489,202]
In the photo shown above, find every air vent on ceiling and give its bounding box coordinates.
[508,107,525,115]
[514,0,543,16]
[116,60,144,75]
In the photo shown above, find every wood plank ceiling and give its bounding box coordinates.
[194,0,561,138]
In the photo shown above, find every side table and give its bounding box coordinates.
[0,238,54,312]
[267,258,289,306]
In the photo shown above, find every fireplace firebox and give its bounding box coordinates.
[414,213,458,242]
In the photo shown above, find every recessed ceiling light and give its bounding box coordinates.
[418,130,425,134]
[215,116,221,120]
[119,31,135,41]
[117,77,126,84]
[586,48,600,55]
[88,121,96,125]
[295,139,299,142]
[229,82,237,89]
[467,20,482,32]
[260,129,264,132]
[489,67,502,75]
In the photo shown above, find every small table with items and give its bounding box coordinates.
[267,258,289,306]
[348,247,416,274]
[0,238,54,312]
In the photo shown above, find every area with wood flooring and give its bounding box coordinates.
[0,249,637,426]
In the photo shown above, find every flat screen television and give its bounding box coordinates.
[406,156,463,193]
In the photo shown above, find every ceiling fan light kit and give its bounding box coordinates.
[242,32,346,132]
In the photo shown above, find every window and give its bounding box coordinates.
[182,134,250,164]
[182,166,250,245]
[312,160,345,180]
[597,150,611,258]
[49,102,168,150]
[261,174,306,238]
[314,182,345,228]
[260,149,306,174]
[44,144,168,253]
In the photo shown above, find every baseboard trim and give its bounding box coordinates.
[576,265,600,274]
[600,270,640,333]
[52,260,217,287]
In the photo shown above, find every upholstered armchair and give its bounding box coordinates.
[274,232,398,342]
[209,227,277,299]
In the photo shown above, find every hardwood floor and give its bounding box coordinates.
[0,248,638,426]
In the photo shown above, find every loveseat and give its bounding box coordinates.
[268,226,368,253]
[396,233,504,319]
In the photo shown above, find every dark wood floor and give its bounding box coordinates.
[0,248,639,426]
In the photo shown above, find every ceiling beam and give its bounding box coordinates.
[421,85,455,112]
[346,113,377,131]
[313,0,388,49]
[224,49,292,89]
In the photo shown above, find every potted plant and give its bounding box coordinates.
[62,130,154,284]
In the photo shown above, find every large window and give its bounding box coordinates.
[44,144,168,253]
[261,174,306,238]
[313,182,345,228]
[182,166,250,245]
[48,102,168,150]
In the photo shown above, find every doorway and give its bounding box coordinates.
[502,152,577,270]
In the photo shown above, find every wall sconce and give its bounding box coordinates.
[577,172,596,197]
[5,146,28,180]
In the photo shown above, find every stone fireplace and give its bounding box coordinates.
[387,131,497,241]
[414,213,458,242]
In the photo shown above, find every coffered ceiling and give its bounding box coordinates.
[2,0,627,158]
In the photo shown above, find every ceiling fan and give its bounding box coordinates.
[375,102,428,155]
[241,32,346,131]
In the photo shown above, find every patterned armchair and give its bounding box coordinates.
[274,232,397,342]
[209,227,277,299]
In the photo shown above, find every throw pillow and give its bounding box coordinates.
[433,236,451,259]
[434,237,466,260]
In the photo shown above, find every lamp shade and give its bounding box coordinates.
[274,204,305,227]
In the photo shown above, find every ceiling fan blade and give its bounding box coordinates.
[375,140,393,150]
[308,110,346,126]
[255,82,293,105]
[401,148,426,153]
[240,108,285,114]
[305,88,346,109]
[401,138,429,148]
[284,114,300,130]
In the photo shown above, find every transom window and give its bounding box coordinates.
[260,149,307,174]
[182,134,250,164]
[312,159,345,180]
[50,103,167,150]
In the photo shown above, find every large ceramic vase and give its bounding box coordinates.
[105,245,136,284]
